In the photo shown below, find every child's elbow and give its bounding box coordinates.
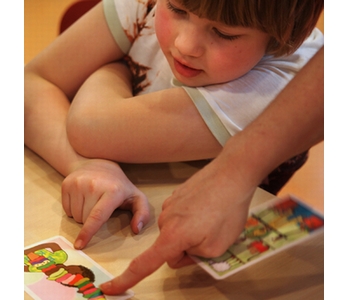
[67,111,97,158]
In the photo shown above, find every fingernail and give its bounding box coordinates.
[74,239,83,250]
[137,222,144,233]
[100,281,111,291]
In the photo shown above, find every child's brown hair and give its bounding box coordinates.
[177,0,324,56]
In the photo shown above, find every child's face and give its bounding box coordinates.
[155,0,270,87]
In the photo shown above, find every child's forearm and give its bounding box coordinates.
[24,70,87,176]
[25,2,127,175]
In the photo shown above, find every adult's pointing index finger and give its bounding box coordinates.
[100,233,185,295]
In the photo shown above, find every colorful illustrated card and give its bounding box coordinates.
[191,195,324,279]
[24,236,134,300]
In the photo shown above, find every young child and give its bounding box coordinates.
[24,0,324,248]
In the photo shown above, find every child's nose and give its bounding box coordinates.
[174,27,205,58]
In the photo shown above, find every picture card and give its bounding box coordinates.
[24,235,134,300]
[191,195,324,279]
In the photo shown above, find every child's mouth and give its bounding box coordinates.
[173,59,202,78]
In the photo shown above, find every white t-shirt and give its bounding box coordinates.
[103,0,324,146]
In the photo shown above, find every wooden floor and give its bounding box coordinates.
[24,1,324,212]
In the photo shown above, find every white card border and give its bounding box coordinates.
[24,235,134,300]
[190,195,324,280]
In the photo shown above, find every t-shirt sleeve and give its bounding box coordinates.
[179,84,232,146]
[103,0,155,54]
[181,28,324,147]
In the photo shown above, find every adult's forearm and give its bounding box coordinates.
[218,46,324,189]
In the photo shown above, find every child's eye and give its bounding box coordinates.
[166,0,187,15]
[213,28,240,41]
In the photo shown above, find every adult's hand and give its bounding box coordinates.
[100,156,255,294]
[61,159,150,249]
[100,46,325,295]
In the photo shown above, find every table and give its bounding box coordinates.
[24,146,324,299]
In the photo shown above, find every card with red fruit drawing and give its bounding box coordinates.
[190,195,324,280]
[24,235,134,300]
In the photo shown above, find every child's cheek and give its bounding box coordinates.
[155,5,173,51]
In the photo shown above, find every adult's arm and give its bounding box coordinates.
[100,46,324,295]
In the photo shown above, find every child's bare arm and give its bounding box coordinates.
[24,3,124,176]
[67,62,222,164]
[24,3,150,246]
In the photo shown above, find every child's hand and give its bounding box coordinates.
[61,159,150,249]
